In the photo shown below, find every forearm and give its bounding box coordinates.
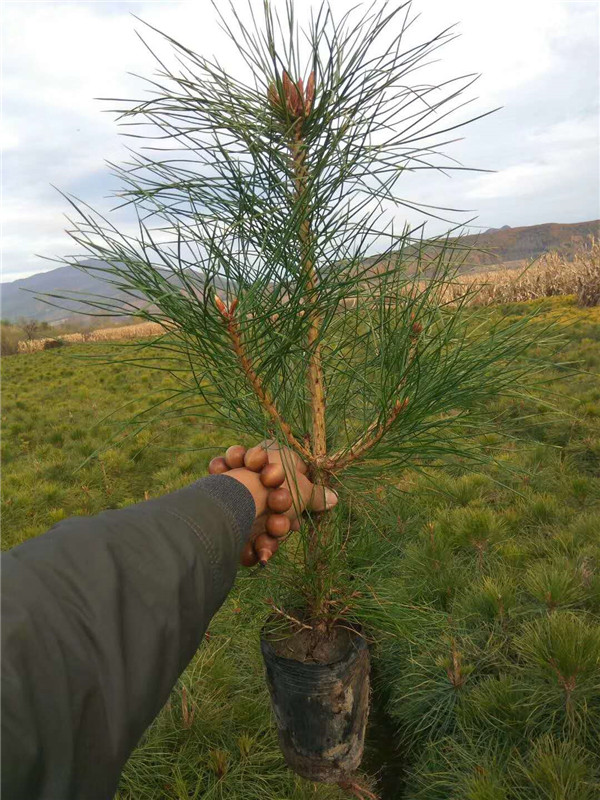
[1,475,254,800]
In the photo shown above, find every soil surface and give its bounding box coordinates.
[267,625,356,664]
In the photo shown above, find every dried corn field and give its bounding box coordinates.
[444,240,600,307]
[17,321,165,353]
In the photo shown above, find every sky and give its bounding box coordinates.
[1,0,599,281]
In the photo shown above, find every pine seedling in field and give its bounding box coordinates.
[50,0,554,622]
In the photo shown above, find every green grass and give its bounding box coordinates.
[2,296,599,799]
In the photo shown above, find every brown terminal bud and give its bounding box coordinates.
[260,462,286,488]
[266,514,291,538]
[267,487,293,513]
[225,445,246,469]
[267,81,280,108]
[268,70,315,120]
[305,71,315,114]
[244,446,269,472]
[282,71,298,115]
[208,456,229,475]
[412,321,423,335]
[240,541,258,567]
[214,294,227,316]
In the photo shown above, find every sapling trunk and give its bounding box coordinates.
[273,70,334,621]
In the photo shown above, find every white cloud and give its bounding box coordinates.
[465,161,562,200]
[465,112,598,201]
[1,0,599,281]
[426,0,569,100]
[528,116,599,147]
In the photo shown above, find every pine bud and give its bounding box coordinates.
[215,294,227,316]
[282,71,301,117]
[267,82,280,108]
[214,294,238,320]
[268,70,315,120]
[305,71,315,114]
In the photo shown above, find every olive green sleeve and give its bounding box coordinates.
[1,475,255,800]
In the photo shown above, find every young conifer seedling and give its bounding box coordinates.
[47,0,555,785]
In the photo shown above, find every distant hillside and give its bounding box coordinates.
[2,220,598,321]
[447,220,599,270]
[0,261,223,324]
[0,261,128,323]
[361,219,599,276]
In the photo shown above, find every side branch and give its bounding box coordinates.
[328,398,409,473]
[329,322,421,473]
[215,296,312,462]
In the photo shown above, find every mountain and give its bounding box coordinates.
[444,220,599,270]
[484,225,512,234]
[0,261,127,323]
[2,220,598,322]
[360,219,599,276]
[0,260,222,324]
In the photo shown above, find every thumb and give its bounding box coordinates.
[308,483,338,512]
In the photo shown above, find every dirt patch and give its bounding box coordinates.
[267,624,355,664]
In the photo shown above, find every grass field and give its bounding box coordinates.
[2,296,599,799]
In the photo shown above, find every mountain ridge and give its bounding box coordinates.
[2,220,598,322]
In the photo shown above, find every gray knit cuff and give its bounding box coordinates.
[193,475,256,549]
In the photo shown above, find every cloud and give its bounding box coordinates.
[464,114,598,201]
[465,162,562,201]
[2,0,599,282]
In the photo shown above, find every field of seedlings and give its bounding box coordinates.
[2,296,599,799]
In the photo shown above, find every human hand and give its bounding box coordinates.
[208,440,337,566]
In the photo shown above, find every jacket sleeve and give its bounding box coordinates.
[1,474,255,800]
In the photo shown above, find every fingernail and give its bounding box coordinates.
[325,489,338,509]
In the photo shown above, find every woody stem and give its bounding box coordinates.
[225,315,312,462]
[290,123,333,620]
[290,125,326,462]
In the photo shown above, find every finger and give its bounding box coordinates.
[254,533,279,566]
[225,445,246,469]
[260,463,285,488]
[244,446,269,472]
[250,516,267,538]
[290,517,301,531]
[267,487,293,513]
[295,456,308,475]
[240,541,258,567]
[284,472,313,516]
[266,514,291,538]
[208,456,229,475]
[308,483,338,512]
[279,446,308,475]
[261,439,308,475]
